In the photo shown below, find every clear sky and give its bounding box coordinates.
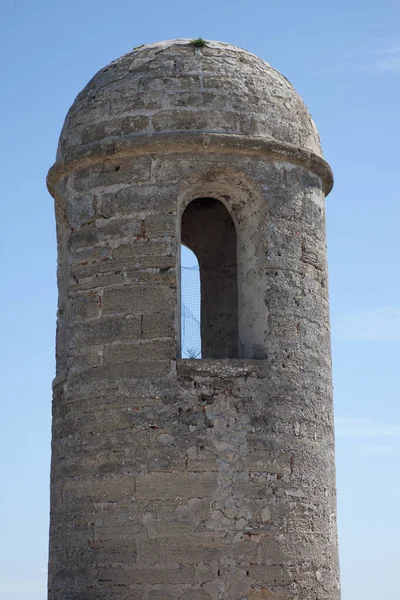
[1,1,400,598]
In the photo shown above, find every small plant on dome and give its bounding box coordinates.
[190,38,207,48]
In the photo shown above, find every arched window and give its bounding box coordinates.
[181,198,238,359]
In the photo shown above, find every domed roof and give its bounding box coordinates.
[56,39,324,165]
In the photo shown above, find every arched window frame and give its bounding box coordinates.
[180,198,238,359]
[177,167,265,360]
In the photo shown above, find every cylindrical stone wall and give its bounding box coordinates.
[47,40,340,600]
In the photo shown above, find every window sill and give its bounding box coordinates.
[176,358,267,379]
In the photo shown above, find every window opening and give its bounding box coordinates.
[181,198,238,359]
[181,247,201,359]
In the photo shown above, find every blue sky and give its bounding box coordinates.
[1,0,400,598]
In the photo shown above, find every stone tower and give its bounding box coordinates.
[47,40,340,600]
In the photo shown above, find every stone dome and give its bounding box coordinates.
[55,39,324,165]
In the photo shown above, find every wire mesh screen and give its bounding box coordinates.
[181,264,201,358]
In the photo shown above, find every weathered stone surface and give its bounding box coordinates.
[47,39,340,600]
[70,315,141,346]
[102,285,174,315]
[54,40,323,165]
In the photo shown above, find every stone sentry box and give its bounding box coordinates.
[47,40,341,600]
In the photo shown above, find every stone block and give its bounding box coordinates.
[137,533,259,565]
[66,194,95,229]
[68,360,173,389]
[70,315,141,346]
[103,340,175,364]
[125,267,176,286]
[241,453,292,476]
[69,271,125,291]
[147,592,174,600]
[152,109,238,133]
[95,217,144,239]
[180,591,211,600]
[248,589,291,600]
[82,115,150,143]
[142,312,175,339]
[119,565,196,585]
[68,227,98,250]
[69,292,101,321]
[135,472,218,500]
[144,213,176,237]
[70,244,112,267]
[248,565,293,586]
[63,476,135,505]
[100,183,179,216]
[72,156,151,191]
[113,240,171,261]
[102,285,174,315]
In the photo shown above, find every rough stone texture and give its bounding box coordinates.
[55,40,323,165]
[47,39,340,600]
